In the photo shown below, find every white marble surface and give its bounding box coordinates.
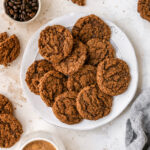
[0,0,150,150]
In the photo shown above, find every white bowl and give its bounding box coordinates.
[19,131,65,150]
[3,0,41,24]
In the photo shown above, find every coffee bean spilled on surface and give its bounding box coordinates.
[4,0,39,22]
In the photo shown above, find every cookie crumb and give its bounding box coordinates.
[71,0,86,6]
[0,32,8,43]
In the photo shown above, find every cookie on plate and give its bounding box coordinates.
[0,34,20,66]
[72,14,111,43]
[39,70,67,107]
[71,0,86,6]
[86,38,115,66]
[0,32,8,43]
[97,58,131,96]
[53,39,87,76]
[76,84,113,120]
[39,25,73,64]
[67,65,97,92]
[138,0,150,21]
[25,59,54,95]
[0,94,13,114]
[52,91,82,125]
[0,114,23,148]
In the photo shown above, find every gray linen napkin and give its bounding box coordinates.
[126,88,150,150]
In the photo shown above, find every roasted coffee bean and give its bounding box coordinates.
[8,2,13,7]
[4,0,39,22]
[14,9,18,13]
[14,13,18,19]
[21,4,25,10]
[13,5,17,10]
[32,3,37,7]
[34,7,38,11]
[9,9,14,15]
[14,1,21,5]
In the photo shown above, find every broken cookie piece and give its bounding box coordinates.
[0,32,8,43]
[0,34,20,66]
[71,0,86,6]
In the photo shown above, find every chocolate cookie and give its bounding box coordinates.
[67,65,97,92]
[0,32,8,43]
[97,58,131,96]
[0,34,20,66]
[52,91,82,124]
[39,70,67,107]
[76,85,113,120]
[72,14,111,43]
[53,40,87,76]
[86,38,115,66]
[138,0,150,21]
[0,94,13,114]
[0,114,23,148]
[25,59,54,95]
[39,25,73,64]
[71,0,86,6]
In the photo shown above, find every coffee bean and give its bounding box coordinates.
[22,0,26,5]
[13,5,17,10]
[22,11,26,15]
[26,9,31,13]
[8,2,13,7]
[14,9,18,13]
[21,4,25,10]
[9,9,14,15]
[14,1,21,5]
[14,13,18,19]
[17,5,21,8]
[34,7,38,11]
[32,3,37,7]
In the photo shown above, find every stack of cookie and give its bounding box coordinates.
[25,14,131,125]
[0,94,23,148]
[0,32,20,66]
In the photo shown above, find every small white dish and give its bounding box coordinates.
[20,12,138,130]
[19,131,65,150]
[3,0,41,24]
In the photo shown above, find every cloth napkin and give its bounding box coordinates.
[126,88,150,150]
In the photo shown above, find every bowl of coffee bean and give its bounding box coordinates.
[3,0,41,23]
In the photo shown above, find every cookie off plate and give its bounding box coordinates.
[20,13,138,130]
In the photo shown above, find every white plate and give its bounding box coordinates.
[20,13,138,130]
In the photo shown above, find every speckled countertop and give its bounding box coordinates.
[0,0,150,150]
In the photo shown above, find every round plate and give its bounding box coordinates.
[20,13,138,130]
